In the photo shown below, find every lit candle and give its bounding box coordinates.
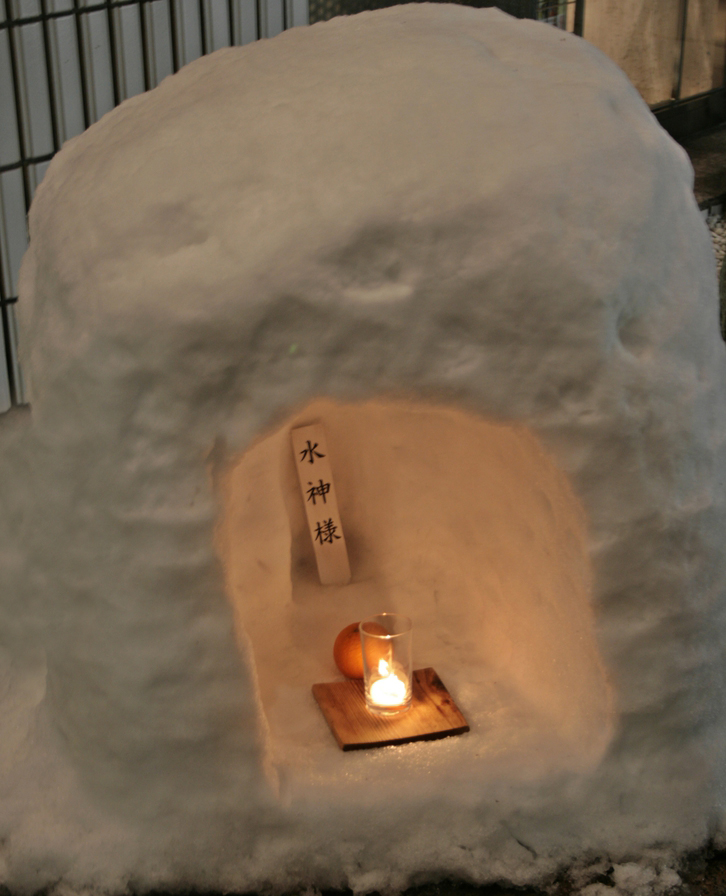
[361,613,413,716]
[368,659,407,708]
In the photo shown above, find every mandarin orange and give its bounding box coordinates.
[333,621,389,679]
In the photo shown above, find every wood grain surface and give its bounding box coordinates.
[312,667,469,750]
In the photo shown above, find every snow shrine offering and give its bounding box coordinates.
[1,3,725,893]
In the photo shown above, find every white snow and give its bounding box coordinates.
[579,862,682,896]
[1,4,726,894]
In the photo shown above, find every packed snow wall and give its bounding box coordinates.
[1,4,726,893]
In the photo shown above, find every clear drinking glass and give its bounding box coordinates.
[360,613,413,715]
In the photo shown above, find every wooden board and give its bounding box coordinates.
[291,423,351,585]
[312,667,469,751]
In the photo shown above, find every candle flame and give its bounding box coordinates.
[369,658,407,708]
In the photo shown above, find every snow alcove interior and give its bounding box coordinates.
[218,397,613,790]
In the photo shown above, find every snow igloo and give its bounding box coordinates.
[2,4,726,893]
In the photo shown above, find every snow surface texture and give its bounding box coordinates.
[2,4,726,893]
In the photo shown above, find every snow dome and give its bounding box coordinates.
[1,3,726,894]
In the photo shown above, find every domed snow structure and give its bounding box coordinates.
[1,4,726,893]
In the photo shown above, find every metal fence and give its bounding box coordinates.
[0,0,576,411]
[0,0,308,410]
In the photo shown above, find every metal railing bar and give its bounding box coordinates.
[0,0,166,29]
[1,151,55,175]
[106,0,121,105]
[0,254,19,405]
[3,0,33,214]
[198,0,206,55]
[39,0,62,152]
[226,0,233,45]
[71,0,92,127]
[674,0,689,102]
[652,84,726,112]
[138,0,151,90]
[168,0,178,69]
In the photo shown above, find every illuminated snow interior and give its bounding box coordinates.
[219,397,613,785]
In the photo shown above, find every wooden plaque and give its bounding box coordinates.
[291,423,351,585]
[312,668,469,751]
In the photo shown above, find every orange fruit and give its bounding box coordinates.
[333,621,389,679]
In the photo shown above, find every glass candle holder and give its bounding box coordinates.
[360,613,413,716]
